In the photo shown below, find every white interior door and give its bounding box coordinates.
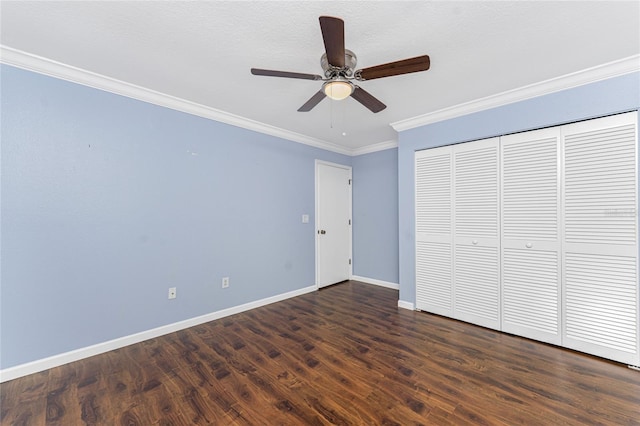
[453,138,501,330]
[316,161,352,288]
[501,127,561,345]
[415,146,454,316]
[561,112,638,366]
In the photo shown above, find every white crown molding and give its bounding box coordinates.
[5,46,637,156]
[0,284,316,383]
[391,55,640,132]
[0,46,353,156]
[351,140,398,156]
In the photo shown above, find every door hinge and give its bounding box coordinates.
[348,179,351,185]
[348,219,351,225]
[349,259,352,265]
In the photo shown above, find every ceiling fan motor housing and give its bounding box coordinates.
[321,49,357,78]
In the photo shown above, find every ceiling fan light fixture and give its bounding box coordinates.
[323,80,353,100]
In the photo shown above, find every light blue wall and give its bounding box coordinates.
[398,72,640,304]
[352,148,399,284]
[0,65,350,369]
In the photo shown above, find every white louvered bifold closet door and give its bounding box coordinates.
[562,112,639,366]
[415,146,453,316]
[453,138,501,330]
[501,128,561,345]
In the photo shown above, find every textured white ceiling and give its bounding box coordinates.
[1,1,639,151]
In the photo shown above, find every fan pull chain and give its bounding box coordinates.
[330,98,334,129]
[342,98,346,133]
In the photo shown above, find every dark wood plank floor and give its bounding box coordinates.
[2,281,639,425]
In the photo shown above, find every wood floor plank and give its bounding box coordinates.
[249,300,437,424]
[1,280,639,425]
[1,370,50,426]
[227,325,382,424]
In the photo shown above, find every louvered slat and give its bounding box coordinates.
[565,253,637,355]
[564,123,636,245]
[501,128,561,344]
[416,241,452,315]
[454,147,499,237]
[454,245,500,328]
[416,152,451,235]
[562,113,638,365]
[415,147,453,315]
[453,138,500,330]
[503,136,558,240]
[502,249,559,341]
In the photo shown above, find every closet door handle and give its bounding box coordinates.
[525,242,533,248]
[472,240,478,245]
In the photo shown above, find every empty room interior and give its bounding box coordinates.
[1,1,640,425]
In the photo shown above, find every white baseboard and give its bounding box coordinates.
[0,285,316,383]
[350,275,399,290]
[397,300,415,311]
[349,276,412,311]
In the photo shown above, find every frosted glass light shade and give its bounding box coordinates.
[323,80,353,100]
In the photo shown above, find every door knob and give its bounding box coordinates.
[526,242,533,248]
[472,240,478,245]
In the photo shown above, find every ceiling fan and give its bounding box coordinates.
[251,16,431,113]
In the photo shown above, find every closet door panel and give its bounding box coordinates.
[454,244,500,327]
[501,128,561,344]
[416,241,452,316]
[415,147,453,315]
[502,248,559,341]
[453,138,501,329]
[564,252,637,364]
[562,112,638,365]
[564,120,637,246]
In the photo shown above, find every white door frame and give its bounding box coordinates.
[315,160,353,289]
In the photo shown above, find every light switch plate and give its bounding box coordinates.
[302,214,309,223]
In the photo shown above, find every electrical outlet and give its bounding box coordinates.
[222,277,230,289]
[168,287,177,299]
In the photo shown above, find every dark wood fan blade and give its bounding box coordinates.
[350,86,386,113]
[251,68,322,80]
[355,55,430,81]
[319,16,345,68]
[298,90,327,112]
